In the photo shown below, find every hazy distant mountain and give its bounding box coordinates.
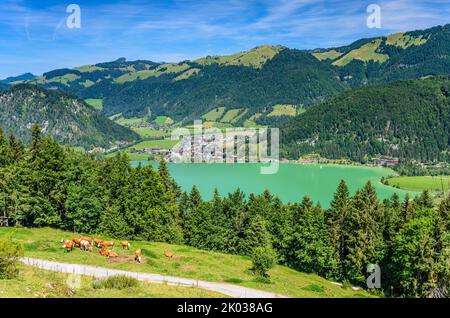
[0,72,36,84]
[0,85,138,149]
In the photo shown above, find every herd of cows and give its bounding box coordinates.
[62,237,143,263]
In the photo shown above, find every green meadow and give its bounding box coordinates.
[0,263,223,298]
[386,176,450,192]
[0,227,372,298]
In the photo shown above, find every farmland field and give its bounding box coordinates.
[268,105,297,117]
[131,127,169,138]
[85,98,103,111]
[155,116,174,126]
[202,107,226,121]
[0,227,371,298]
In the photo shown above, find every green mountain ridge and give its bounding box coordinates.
[0,85,139,149]
[18,46,346,125]
[281,77,450,163]
[314,24,450,87]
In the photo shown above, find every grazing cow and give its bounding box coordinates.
[107,251,118,258]
[62,239,74,252]
[81,237,94,246]
[94,238,103,247]
[99,240,114,249]
[164,251,174,259]
[99,248,110,257]
[99,248,117,258]
[80,239,93,252]
[121,242,130,250]
[135,249,142,263]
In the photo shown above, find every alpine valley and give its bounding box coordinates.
[1,23,450,161]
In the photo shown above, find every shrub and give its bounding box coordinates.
[91,275,139,290]
[251,246,276,278]
[0,239,24,279]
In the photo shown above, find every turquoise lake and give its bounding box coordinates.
[131,161,416,208]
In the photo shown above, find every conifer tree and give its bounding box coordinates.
[326,180,350,278]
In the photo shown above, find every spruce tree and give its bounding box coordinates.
[326,180,350,278]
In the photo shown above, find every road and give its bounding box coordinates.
[20,257,288,298]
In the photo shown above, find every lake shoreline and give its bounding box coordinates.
[131,160,416,208]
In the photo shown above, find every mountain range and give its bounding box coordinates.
[1,23,450,160]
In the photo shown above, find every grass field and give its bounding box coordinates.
[386,176,450,192]
[114,116,146,126]
[0,227,371,298]
[130,139,179,150]
[221,109,243,123]
[0,263,223,298]
[131,127,170,138]
[267,105,297,117]
[85,98,103,111]
[155,116,174,126]
[385,32,428,48]
[195,45,283,68]
[312,50,343,61]
[333,39,389,66]
[202,107,226,121]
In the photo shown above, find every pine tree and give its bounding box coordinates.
[343,182,385,284]
[287,197,336,277]
[326,180,350,278]
[240,214,272,256]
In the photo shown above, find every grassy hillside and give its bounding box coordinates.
[195,45,285,68]
[0,227,371,298]
[22,47,345,125]
[316,24,450,87]
[0,264,223,298]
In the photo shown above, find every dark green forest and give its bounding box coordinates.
[281,77,450,163]
[84,49,346,122]
[0,126,448,298]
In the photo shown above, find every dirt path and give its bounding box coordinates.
[20,257,288,298]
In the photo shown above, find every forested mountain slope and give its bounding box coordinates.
[21,46,346,124]
[0,85,138,149]
[9,23,450,127]
[313,24,450,87]
[281,77,450,163]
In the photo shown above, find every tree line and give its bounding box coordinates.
[0,126,448,297]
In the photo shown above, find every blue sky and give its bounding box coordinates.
[1,0,450,78]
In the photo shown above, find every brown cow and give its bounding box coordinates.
[80,239,93,252]
[164,251,174,259]
[94,238,103,247]
[107,251,118,258]
[99,248,110,257]
[135,249,142,263]
[72,238,82,247]
[121,242,130,250]
[81,237,94,246]
[98,240,114,249]
[99,248,118,258]
[62,239,74,252]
